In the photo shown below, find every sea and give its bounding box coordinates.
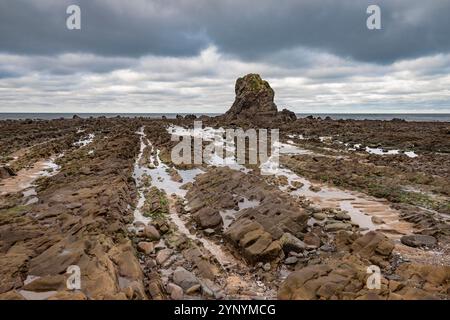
[0,113,449,122]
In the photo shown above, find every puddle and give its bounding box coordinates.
[365,147,417,158]
[168,125,254,173]
[262,159,414,237]
[344,143,418,158]
[168,199,237,268]
[276,141,312,156]
[340,201,376,231]
[132,127,295,299]
[219,197,261,230]
[131,128,153,226]
[0,156,61,196]
[133,127,244,269]
[146,149,203,196]
[131,127,204,226]
[287,134,305,140]
[73,133,95,148]
[319,136,332,142]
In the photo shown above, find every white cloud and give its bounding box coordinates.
[0,46,449,113]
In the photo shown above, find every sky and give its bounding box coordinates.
[0,0,450,114]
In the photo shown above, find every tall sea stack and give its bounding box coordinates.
[224,73,296,122]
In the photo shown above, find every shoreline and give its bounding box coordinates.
[1,113,450,122]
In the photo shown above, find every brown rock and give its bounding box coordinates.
[0,290,25,300]
[279,232,306,253]
[351,231,394,259]
[47,291,87,300]
[144,225,161,241]
[193,207,222,229]
[22,275,66,292]
[156,249,173,265]
[225,74,278,119]
[167,283,183,300]
[303,232,321,248]
[137,241,154,255]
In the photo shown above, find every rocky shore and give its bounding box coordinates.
[0,74,448,300]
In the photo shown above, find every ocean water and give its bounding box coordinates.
[0,113,449,122]
[297,113,450,122]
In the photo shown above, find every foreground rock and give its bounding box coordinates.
[0,122,146,299]
[186,167,308,263]
[278,232,449,300]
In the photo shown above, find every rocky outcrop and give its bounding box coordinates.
[185,167,308,263]
[277,109,297,122]
[224,74,278,120]
[278,232,449,300]
[0,122,146,300]
[223,74,297,122]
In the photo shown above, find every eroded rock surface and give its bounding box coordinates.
[185,167,308,263]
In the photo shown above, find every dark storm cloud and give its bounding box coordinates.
[1,0,450,64]
[0,0,208,58]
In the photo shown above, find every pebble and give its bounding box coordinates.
[284,257,298,265]
[320,244,335,252]
[204,228,215,236]
[312,212,327,220]
[156,249,173,265]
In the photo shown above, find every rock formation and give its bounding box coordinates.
[224,74,296,121]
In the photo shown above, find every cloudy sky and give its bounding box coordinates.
[1,0,450,114]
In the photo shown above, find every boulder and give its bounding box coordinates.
[144,225,161,241]
[279,232,306,253]
[303,232,321,248]
[284,256,298,265]
[312,212,326,220]
[172,267,199,291]
[351,231,395,268]
[335,212,351,221]
[324,222,352,232]
[277,109,297,122]
[400,234,437,248]
[167,283,184,300]
[193,207,222,229]
[137,241,154,255]
[225,218,281,263]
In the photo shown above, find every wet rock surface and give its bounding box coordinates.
[185,167,308,263]
[401,234,437,248]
